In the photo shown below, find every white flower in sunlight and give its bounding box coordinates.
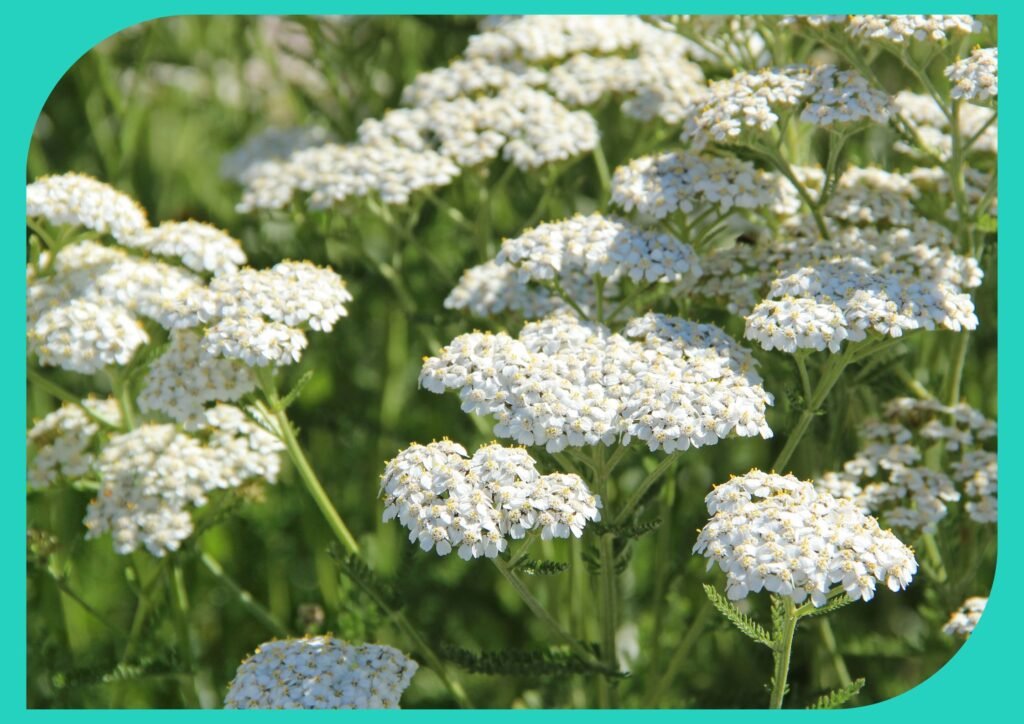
[846,15,981,45]
[942,597,987,637]
[27,172,149,243]
[695,470,917,606]
[420,312,771,454]
[225,637,418,709]
[945,47,997,102]
[29,299,148,374]
[380,441,601,559]
[28,399,121,488]
[124,220,247,275]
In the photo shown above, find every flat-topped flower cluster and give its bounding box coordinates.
[380,440,601,559]
[420,312,772,454]
[694,470,918,606]
[225,637,418,709]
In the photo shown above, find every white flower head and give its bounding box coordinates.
[942,596,987,637]
[380,441,602,559]
[28,399,121,488]
[421,312,772,454]
[27,173,149,243]
[695,470,918,606]
[945,47,997,103]
[225,637,418,709]
[123,220,248,275]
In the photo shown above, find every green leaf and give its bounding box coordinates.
[808,678,866,709]
[703,584,773,648]
[278,369,316,411]
[803,594,853,618]
[976,213,998,234]
[440,643,625,679]
[514,559,569,576]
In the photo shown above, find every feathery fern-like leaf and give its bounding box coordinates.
[808,678,866,709]
[704,584,773,648]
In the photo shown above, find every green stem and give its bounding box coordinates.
[772,345,857,473]
[613,453,679,526]
[944,331,970,407]
[643,600,712,707]
[818,618,852,688]
[769,597,798,709]
[258,372,360,556]
[921,532,949,584]
[198,551,288,637]
[106,367,137,430]
[756,144,829,239]
[491,557,605,668]
[168,563,201,708]
[592,142,612,206]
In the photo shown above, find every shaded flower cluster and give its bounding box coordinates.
[225,637,418,709]
[817,397,996,531]
[84,405,283,556]
[942,596,987,637]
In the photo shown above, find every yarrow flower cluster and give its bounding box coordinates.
[28,399,121,488]
[744,254,979,354]
[420,312,773,453]
[694,470,918,605]
[942,596,987,637]
[122,220,248,275]
[817,397,996,531]
[83,406,283,556]
[137,329,257,427]
[167,260,352,367]
[694,216,980,317]
[945,47,998,103]
[611,151,779,220]
[236,142,461,211]
[845,15,981,45]
[220,125,333,183]
[225,637,418,709]
[380,441,602,559]
[27,172,149,243]
[496,213,702,288]
[683,65,889,150]
[444,259,600,320]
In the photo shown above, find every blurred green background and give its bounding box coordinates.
[27,15,996,709]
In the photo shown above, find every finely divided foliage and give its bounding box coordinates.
[27,14,996,710]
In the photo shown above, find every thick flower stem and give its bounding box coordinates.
[769,598,799,709]
[169,562,202,708]
[598,533,619,706]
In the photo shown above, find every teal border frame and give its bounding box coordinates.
[5,1,1012,717]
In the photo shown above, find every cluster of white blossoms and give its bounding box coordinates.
[420,312,772,454]
[28,399,121,488]
[380,441,602,559]
[137,329,256,427]
[496,213,702,288]
[444,259,606,321]
[29,299,149,374]
[225,637,418,709]
[893,91,997,160]
[167,260,352,367]
[743,245,980,354]
[220,125,333,183]
[27,172,149,243]
[236,141,460,211]
[695,217,979,316]
[466,15,692,64]
[945,47,998,103]
[611,151,779,220]
[942,597,987,637]
[845,15,981,45]
[683,65,889,150]
[84,406,283,556]
[399,58,546,106]
[694,470,918,606]
[121,220,247,275]
[360,86,600,172]
[817,397,996,532]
